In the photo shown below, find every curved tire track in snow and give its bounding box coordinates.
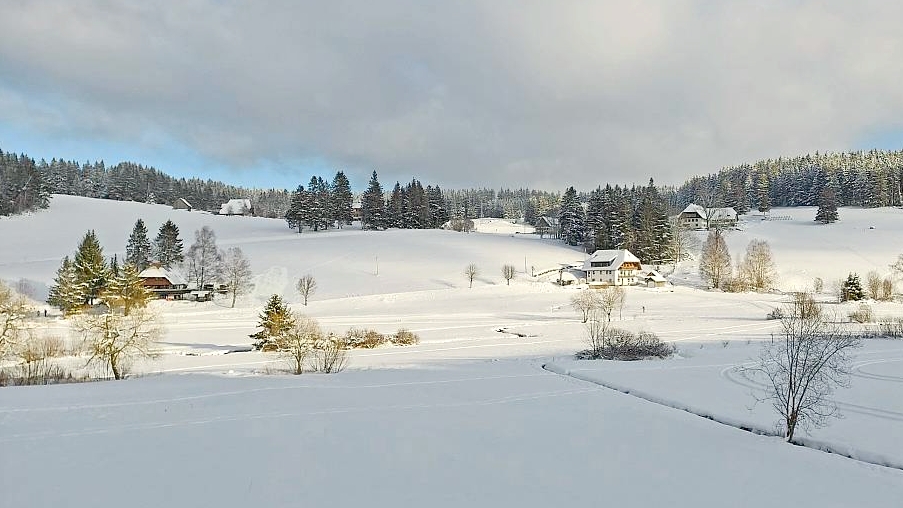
[543,361,903,471]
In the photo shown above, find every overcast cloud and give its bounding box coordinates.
[1,1,902,189]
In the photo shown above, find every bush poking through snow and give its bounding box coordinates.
[391,329,420,346]
[766,308,784,320]
[344,328,387,349]
[311,334,347,373]
[577,323,674,361]
[849,304,874,324]
[341,327,420,348]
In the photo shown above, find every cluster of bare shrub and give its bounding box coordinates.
[570,287,626,323]
[342,327,420,348]
[578,311,674,361]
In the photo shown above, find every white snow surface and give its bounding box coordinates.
[1,196,903,507]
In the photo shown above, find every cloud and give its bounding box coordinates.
[1,0,902,189]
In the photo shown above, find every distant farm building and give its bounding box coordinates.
[138,265,189,299]
[678,204,738,230]
[583,249,642,287]
[172,198,193,211]
[535,216,560,239]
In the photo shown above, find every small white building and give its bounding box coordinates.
[583,249,642,287]
[679,204,738,230]
[219,199,254,216]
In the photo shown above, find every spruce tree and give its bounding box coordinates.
[361,171,385,230]
[125,219,152,271]
[330,171,354,228]
[103,263,152,315]
[285,185,311,233]
[841,273,864,301]
[47,256,84,314]
[73,230,108,305]
[815,187,839,224]
[153,220,184,268]
[250,294,295,351]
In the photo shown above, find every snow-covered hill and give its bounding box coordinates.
[2,196,903,507]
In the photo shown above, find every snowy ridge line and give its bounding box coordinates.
[541,362,903,472]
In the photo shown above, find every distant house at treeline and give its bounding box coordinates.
[220,199,254,216]
[678,204,738,230]
[172,198,193,211]
[535,216,560,239]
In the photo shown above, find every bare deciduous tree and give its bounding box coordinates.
[1,282,30,361]
[670,221,700,267]
[746,292,860,442]
[502,264,517,286]
[222,247,254,308]
[74,306,162,380]
[865,271,882,300]
[464,263,479,288]
[312,334,347,373]
[296,274,317,306]
[699,229,732,289]
[584,309,608,357]
[599,286,625,322]
[881,277,895,300]
[186,226,223,291]
[571,289,602,323]
[275,313,321,375]
[739,239,776,292]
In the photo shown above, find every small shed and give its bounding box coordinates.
[220,199,254,216]
[640,269,668,288]
[172,198,193,211]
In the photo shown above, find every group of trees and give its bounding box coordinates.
[0,150,51,216]
[698,232,776,292]
[47,230,153,315]
[673,150,903,216]
[250,294,345,374]
[359,171,449,231]
[556,180,673,263]
[285,172,353,232]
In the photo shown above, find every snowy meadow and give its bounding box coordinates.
[2,195,903,507]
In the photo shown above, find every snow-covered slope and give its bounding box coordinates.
[2,196,903,507]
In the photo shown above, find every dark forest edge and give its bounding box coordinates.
[2,146,902,225]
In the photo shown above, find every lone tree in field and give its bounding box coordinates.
[502,264,517,286]
[74,306,162,380]
[464,263,479,288]
[599,286,625,322]
[125,219,152,271]
[222,247,254,308]
[739,239,776,292]
[296,274,317,306]
[186,226,222,290]
[815,187,839,224]
[251,295,295,351]
[747,292,860,442]
[699,229,731,289]
[571,289,602,323]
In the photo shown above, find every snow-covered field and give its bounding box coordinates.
[2,195,903,507]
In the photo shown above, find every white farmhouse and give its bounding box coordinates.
[678,204,738,230]
[583,249,642,287]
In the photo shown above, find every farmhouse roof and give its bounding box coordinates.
[582,249,641,271]
[138,266,187,286]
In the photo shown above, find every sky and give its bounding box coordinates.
[2,1,903,192]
